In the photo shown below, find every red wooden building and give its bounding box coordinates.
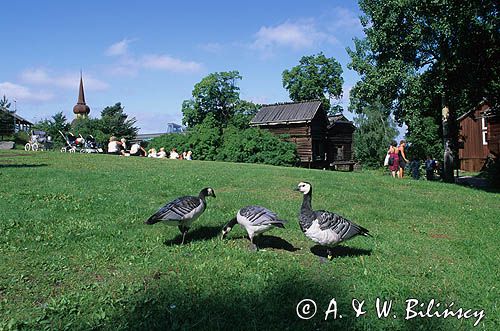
[458,101,499,172]
[250,100,355,168]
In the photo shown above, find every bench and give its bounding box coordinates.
[330,161,356,171]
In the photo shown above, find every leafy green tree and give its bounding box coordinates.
[182,71,242,128]
[72,117,107,145]
[353,101,399,168]
[347,0,499,177]
[282,53,344,112]
[97,102,138,139]
[34,112,71,146]
[228,100,260,129]
[187,114,222,161]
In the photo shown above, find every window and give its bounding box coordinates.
[482,118,488,145]
[312,140,325,161]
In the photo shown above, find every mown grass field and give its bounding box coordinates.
[0,150,498,330]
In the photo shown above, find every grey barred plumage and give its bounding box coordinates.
[295,182,371,260]
[145,187,216,244]
[222,205,286,251]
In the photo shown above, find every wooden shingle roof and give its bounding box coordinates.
[250,100,322,124]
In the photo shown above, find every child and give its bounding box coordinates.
[148,148,158,158]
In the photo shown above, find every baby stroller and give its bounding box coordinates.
[58,131,83,153]
[80,135,103,153]
[24,130,52,151]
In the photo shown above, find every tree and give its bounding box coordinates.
[98,102,138,139]
[34,112,71,145]
[348,0,500,179]
[353,101,398,168]
[0,95,15,139]
[282,53,344,112]
[182,71,242,128]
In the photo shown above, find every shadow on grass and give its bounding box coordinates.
[310,245,372,259]
[110,275,359,330]
[0,163,48,168]
[255,235,299,252]
[226,234,299,252]
[106,273,453,330]
[163,226,221,246]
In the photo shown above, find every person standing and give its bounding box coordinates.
[425,156,436,181]
[398,140,409,178]
[389,141,400,178]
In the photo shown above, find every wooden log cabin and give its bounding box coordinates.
[458,100,499,172]
[250,100,355,168]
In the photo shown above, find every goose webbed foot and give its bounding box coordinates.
[248,243,258,252]
[327,248,333,261]
[319,256,329,263]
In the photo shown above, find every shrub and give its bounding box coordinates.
[148,120,298,166]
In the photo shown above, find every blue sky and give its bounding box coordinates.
[0,0,367,133]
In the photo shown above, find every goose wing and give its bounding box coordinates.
[315,210,369,242]
[240,206,286,227]
[148,196,203,223]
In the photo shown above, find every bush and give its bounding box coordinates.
[219,126,298,166]
[148,120,298,167]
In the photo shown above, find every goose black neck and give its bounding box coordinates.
[224,217,238,230]
[198,189,209,202]
[301,190,312,212]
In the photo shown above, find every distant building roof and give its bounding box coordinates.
[250,100,322,125]
[0,107,33,125]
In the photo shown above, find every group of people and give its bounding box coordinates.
[385,140,439,180]
[107,136,192,160]
[147,147,192,160]
[386,140,409,178]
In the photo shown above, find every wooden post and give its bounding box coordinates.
[442,103,454,183]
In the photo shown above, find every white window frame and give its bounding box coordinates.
[481,118,488,145]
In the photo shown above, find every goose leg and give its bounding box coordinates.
[178,226,188,245]
[249,236,258,252]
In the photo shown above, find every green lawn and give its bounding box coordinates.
[0,150,498,330]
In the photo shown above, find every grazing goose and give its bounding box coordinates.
[221,205,286,251]
[295,182,371,260]
[145,187,216,244]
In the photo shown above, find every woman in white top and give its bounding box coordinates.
[169,148,179,159]
[107,136,124,155]
[157,147,167,158]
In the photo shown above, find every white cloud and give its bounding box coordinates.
[21,68,109,91]
[0,82,54,102]
[141,54,202,73]
[330,7,362,30]
[252,19,337,51]
[105,39,203,75]
[105,38,133,56]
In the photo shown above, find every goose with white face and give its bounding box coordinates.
[296,182,311,194]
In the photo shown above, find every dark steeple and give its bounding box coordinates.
[73,71,90,118]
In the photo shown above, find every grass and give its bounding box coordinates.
[0,150,498,330]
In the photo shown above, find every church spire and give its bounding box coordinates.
[73,71,90,119]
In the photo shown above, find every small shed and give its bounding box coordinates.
[458,100,499,172]
[250,100,354,168]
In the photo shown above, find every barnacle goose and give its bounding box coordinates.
[145,187,216,244]
[295,182,371,260]
[221,205,286,251]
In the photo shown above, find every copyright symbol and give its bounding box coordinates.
[296,299,317,320]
